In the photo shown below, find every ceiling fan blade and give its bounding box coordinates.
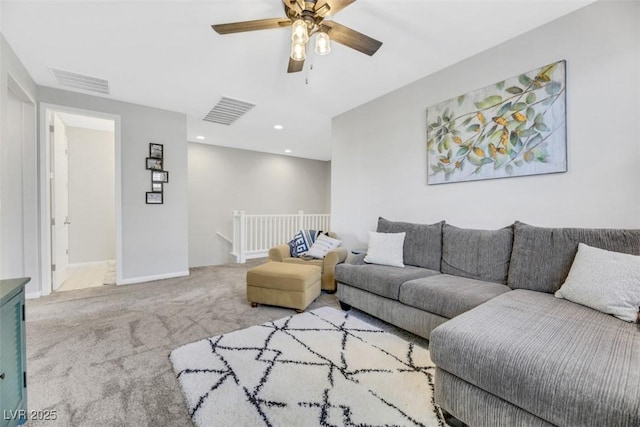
[212,18,291,35]
[287,57,304,73]
[321,21,382,56]
[314,0,356,17]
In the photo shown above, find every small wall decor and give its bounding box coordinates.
[151,170,169,183]
[149,143,163,159]
[145,143,168,204]
[146,192,163,204]
[146,157,163,171]
[426,60,567,185]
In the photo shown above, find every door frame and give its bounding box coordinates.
[39,103,122,295]
[4,73,38,287]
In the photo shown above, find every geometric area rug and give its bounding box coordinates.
[170,307,448,426]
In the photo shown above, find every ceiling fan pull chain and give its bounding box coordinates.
[306,63,314,85]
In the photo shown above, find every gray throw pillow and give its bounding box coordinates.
[377,218,444,271]
[555,243,640,322]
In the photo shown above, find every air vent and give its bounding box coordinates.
[203,97,256,125]
[50,68,110,94]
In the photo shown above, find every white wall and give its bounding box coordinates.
[189,143,331,267]
[0,34,39,295]
[66,126,115,264]
[331,1,640,249]
[38,87,189,284]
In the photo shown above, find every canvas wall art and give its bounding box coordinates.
[426,60,567,184]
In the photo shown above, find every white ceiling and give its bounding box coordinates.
[56,111,115,132]
[2,0,595,161]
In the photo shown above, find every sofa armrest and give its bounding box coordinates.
[268,244,291,262]
[319,247,348,292]
[348,253,367,265]
[324,247,348,268]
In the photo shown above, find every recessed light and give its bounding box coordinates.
[196,135,205,140]
[274,124,284,130]
[284,149,292,153]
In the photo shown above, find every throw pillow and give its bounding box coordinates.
[305,234,342,259]
[555,243,640,322]
[377,218,444,270]
[364,231,406,268]
[289,229,321,257]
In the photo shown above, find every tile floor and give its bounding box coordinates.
[56,261,115,292]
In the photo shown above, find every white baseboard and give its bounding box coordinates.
[117,270,190,286]
[26,291,42,300]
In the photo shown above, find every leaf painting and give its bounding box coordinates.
[426,60,567,184]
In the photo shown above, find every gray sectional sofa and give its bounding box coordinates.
[335,218,640,427]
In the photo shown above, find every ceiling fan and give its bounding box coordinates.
[211,0,382,73]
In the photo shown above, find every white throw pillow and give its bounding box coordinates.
[305,234,342,259]
[364,231,405,268]
[555,243,640,322]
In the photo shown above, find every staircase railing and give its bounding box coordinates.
[231,210,331,263]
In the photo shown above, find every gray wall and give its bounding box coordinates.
[67,127,116,264]
[38,86,189,283]
[188,143,331,267]
[331,1,640,249]
[0,33,39,295]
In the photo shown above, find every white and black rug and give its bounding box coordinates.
[170,307,448,426]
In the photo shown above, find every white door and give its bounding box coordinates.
[51,113,70,290]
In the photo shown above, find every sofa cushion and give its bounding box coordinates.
[399,274,511,319]
[430,290,640,427]
[441,224,513,284]
[335,263,438,300]
[377,217,444,271]
[283,257,324,270]
[508,221,640,293]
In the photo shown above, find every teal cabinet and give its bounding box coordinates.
[0,278,29,427]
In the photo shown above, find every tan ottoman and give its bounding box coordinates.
[246,262,321,312]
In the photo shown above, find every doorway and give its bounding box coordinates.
[40,105,122,295]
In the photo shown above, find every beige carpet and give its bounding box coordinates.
[25,259,429,426]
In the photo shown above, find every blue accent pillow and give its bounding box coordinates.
[289,229,321,257]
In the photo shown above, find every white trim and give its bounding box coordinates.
[114,118,123,286]
[7,72,36,105]
[67,259,115,269]
[39,103,122,297]
[117,270,190,286]
[6,73,39,292]
[216,231,232,245]
[26,292,42,300]
[244,250,269,259]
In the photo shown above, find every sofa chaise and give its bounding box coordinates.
[335,218,640,426]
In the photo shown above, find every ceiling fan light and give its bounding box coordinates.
[291,19,309,44]
[291,41,306,61]
[315,32,331,56]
